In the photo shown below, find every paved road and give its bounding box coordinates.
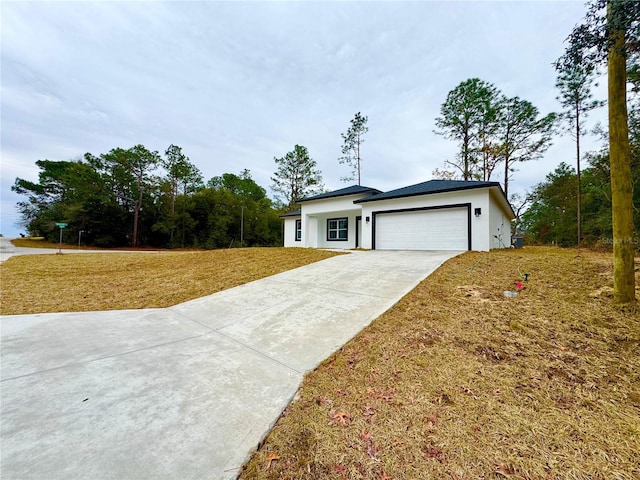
[0,250,460,479]
[0,237,145,263]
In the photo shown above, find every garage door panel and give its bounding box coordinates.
[375,208,468,251]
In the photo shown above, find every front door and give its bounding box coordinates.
[356,216,362,248]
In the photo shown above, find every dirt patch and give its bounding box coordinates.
[455,284,495,302]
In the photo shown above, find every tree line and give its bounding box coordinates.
[521,120,639,248]
[429,0,637,303]
[522,63,640,248]
[433,79,556,197]
[13,145,282,248]
[528,0,638,304]
[13,111,369,248]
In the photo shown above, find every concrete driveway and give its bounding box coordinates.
[0,250,460,479]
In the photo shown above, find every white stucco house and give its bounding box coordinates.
[281,180,515,251]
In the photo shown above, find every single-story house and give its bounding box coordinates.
[281,179,516,251]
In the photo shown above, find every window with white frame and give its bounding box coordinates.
[327,217,348,241]
[295,219,302,241]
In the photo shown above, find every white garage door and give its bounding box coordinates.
[375,207,469,250]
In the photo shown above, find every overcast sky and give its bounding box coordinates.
[1,0,608,237]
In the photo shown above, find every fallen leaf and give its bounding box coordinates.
[426,412,438,426]
[423,446,446,463]
[367,441,380,461]
[495,463,516,477]
[265,452,280,470]
[375,387,396,402]
[363,405,376,420]
[358,427,380,461]
[436,393,454,405]
[331,410,351,427]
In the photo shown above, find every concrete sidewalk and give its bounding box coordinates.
[0,250,459,479]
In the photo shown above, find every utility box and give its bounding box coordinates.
[512,237,524,248]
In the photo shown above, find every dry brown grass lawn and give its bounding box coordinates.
[241,247,640,480]
[10,237,153,250]
[0,248,340,315]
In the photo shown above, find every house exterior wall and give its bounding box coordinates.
[305,212,359,249]
[282,187,514,251]
[306,216,319,248]
[488,189,512,249]
[301,195,367,216]
[282,217,301,247]
[298,193,372,249]
[359,189,497,251]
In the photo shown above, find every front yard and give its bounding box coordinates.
[0,248,340,315]
[241,247,639,479]
[3,244,638,478]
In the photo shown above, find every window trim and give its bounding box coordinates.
[327,217,348,242]
[295,219,302,242]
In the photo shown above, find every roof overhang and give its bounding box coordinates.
[279,210,301,218]
[354,181,504,203]
[298,185,382,203]
[353,181,515,219]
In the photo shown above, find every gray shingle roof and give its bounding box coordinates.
[279,209,301,218]
[298,185,382,203]
[354,180,503,203]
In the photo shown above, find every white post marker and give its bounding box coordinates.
[55,222,68,254]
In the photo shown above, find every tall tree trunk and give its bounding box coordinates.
[132,204,140,247]
[504,156,509,198]
[576,105,582,246]
[132,188,143,247]
[170,179,177,245]
[463,129,470,180]
[607,12,636,304]
[356,136,361,185]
